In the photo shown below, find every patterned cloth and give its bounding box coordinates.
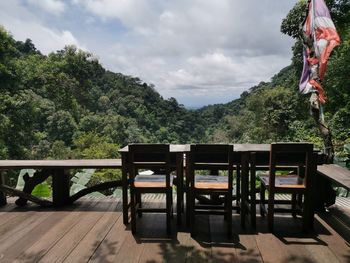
[299,0,340,104]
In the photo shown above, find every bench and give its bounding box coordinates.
[317,164,350,190]
[0,159,122,207]
[314,164,350,210]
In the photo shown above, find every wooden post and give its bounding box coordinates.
[176,152,183,225]
[250,152,256,228]
[240,152,249,228]
[303,152,318,231]
[121,152,129,225]
[52,169,70,206]
[0,171,7,206]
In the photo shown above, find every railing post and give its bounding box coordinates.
[0,170,7,206]
[52,169,70,206]
[121,152,129,225]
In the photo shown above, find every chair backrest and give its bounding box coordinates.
[128,144,171,186]
[189,144,234,188]
[269,143,314,187]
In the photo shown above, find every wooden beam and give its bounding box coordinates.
[69,180,122,203]
[0,185,52,207]
[0,171,7,206]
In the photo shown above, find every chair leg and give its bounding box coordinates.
[268,190,274,232]
[171,191,174,219]
[130,188,137,235]
[190,190,196,237]
[250,169,256,228]
[260,184,266,217]
[227,193,232,238]
[236,165,241,213]
[166,190,172,235]
[137,193,142,218]
[224,196,228,221]
[292,193,297,218]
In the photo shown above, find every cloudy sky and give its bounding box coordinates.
[0,0,297,107]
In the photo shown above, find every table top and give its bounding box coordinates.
[0,159,122,169]
[119,144,270,153]
[317,164,350,189]
[119,144,190,153]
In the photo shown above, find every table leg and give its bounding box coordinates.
[0,171,7,206]
[176,153,183,225]
[121,153,129,225]
[240,152,249,228]
[236,164,241,212]
[303,153,317,231]
[185,153,191,227]
[52,169,70,206]
[250,153,256,228]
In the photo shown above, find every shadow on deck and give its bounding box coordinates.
[0,196,349,263]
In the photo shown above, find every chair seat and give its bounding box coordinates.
[134,174,174,188]
[194,175,228,189]
[259,174,305,189]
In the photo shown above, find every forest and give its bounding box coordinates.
[0,0,349,186]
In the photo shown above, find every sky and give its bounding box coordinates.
[0,0,297,108]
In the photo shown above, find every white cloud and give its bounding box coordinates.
[0,0,84,54]
[83,0,296,106]
[72,0,157,28]
[0,0,297,106]
[27,0,65,15]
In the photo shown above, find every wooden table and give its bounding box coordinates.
[122,143,320,230]
[0,159,122,207]
[119,144,270,226]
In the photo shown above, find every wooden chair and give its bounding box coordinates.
[128,144,173,235]
[188,144,234,237]
[258,143,315,231]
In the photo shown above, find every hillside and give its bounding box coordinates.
[0,0,349,165]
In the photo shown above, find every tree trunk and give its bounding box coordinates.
[310,94,334,163]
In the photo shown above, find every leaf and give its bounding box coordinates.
[70,169,106,197]
[71,169,95,186]
[32,182,51,198]
[344,144,350,154]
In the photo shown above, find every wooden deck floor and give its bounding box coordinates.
[0,196,349,263]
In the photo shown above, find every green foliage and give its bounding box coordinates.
[32,182,51,198]
[280,0,307,39]
[0,0,349,189]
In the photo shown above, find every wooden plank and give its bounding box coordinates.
[232,216,263,263]
[0,208,55,260]
[1,206,79,262]
[88,201,130,262]
[0,210,38,240]
[62,199,121,263]
[114,196,164,262]
[13,199,98,262]
[209,215,238,262]
[38,199,114,262]
[255,232,291,263]
[186,214,212,262]
[314,214,350,263]
[268,218,320,263]
[0,202,21,226]
[138,196,171,263]
[0,159,122,169]
[0,195,348,263]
